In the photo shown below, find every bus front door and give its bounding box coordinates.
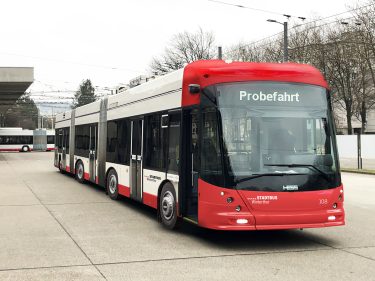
[130,119,143,202]
[182,109,199,222]
[89,125,97,182]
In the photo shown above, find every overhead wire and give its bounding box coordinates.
[207,0,310,19]
[223,2,375,57]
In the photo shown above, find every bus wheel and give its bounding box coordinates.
[21,146,29,152]
[106,169,119,200]
[75,161,85,183]
[159,183,178,229]
[58,160,65,174]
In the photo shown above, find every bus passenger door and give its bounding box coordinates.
[89,125,97,182]
[57,129,64,168]
[62,129,66,169]
[182,109,199,221]
[130,119,143,202]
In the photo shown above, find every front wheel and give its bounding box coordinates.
[106,169,119,200]
[159,183,178,229]
[75,161,85,183]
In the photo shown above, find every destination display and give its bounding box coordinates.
[216,82,327,108]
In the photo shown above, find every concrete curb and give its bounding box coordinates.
[341,168,375,175]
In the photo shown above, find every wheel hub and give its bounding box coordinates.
[161,191,174,221]
[78,165,83,178]
[109,175,117,194]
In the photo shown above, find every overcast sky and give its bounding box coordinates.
[0,0,362,108]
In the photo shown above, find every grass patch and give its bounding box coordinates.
[341,168,375,175]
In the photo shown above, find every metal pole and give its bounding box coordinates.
[218,46,223,60]
[357,132,362,169]
[52,107,54,130]
[37,107,40,129]
[283,22,288,62]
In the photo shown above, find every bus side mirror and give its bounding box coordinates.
[188,84,201,94]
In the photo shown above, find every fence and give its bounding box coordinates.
[336,134,375,170]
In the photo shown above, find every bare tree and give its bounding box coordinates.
[225,42,264,62]
[150,28,216,75]
[352,1,375,132]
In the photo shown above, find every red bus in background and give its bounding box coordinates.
[55,60,344,230]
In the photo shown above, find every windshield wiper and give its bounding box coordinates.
[235,173,301,184]
[264,164,331,181]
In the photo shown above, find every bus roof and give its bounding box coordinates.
[184,60,327,87]
[181,60,329,106]
[0,127,23,130]
[55,60,329,120]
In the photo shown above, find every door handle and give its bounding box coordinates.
[132,155,137,160]
[137,155,142,161]
[192,153,194,184]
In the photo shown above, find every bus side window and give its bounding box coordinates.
[144,114,166,171]
[167,113,181,174]
[200,108,224,186]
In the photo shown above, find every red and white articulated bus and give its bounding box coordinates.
[55,60,344,230]
[0,127,55,152]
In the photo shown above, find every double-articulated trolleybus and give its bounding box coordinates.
[55,60,344,230]
[0,127,55,152]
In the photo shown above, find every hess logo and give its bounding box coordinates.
[282,185,299,191]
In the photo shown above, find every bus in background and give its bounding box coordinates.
[55,60,344,231]
[46,132,55,151]
[0,127,55,152]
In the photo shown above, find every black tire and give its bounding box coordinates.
[106,169,119,200]
[75,160,85,183]
[21,146,29,152]
[58,160,65,174]
[159,183,179,229]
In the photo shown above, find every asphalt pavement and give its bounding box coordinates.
[0,152,374,281]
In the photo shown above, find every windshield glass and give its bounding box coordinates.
[201,82,341,192]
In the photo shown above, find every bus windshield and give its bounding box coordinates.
[201,82,341,192]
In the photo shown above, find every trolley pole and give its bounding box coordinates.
[283,21,288,62]
[218,46,223,60]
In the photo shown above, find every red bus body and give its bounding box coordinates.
[55,60,344,231]
[183,61,344,230]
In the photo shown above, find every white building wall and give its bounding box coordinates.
[336,135,375,170]
[336,135,357,158]
[366,110,375,133]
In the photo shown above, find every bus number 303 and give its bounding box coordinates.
[319,199,328,205]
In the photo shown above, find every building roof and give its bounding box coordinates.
[0,67,34,113]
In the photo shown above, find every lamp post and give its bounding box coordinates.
[267,19,288,62]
